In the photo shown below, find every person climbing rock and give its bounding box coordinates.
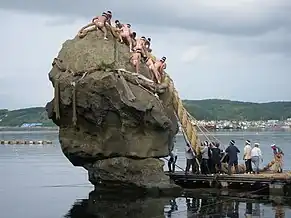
[144,56,161,83]
[243,140,253,174]
[251,143,263,174]
[104,11,112,26]
[154,56,167,83]
[114,20,123,29]
[168,149,178,173]
[145,38,152,52]
[116,24,133,52]
[131,32,137,47]
[91,12,110,40]
[225,140,240,175]
[271,144,284,173]
[129,49,142,74]
[133,36,147,57]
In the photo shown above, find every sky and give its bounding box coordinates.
[0,0,291,109]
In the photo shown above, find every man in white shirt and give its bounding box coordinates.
[251,143,263,174]
[168,149,178,173]
[185,142,197,174]
[243,140,253,174]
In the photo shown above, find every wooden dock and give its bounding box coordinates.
[0,140,53,145]
[166,171,291,196]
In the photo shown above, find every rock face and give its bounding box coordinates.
[46,29,179,192]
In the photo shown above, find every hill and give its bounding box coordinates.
[0,107,54,127]
[183,99,291,121]
[0,99,290,126]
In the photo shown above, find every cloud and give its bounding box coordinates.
[0,1,290,109]
[2,0,291,35]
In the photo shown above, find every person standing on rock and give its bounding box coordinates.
[104,11,112,26]
[114,20,123,29]
[129,49,142,74]
[144,56,161,83]
[154,56,167,83]
[168,149,178,173]
[225,140,240,175]
[91,12,111,40]
[243,140,253,174]
[116,24,133,52]
[145,38,152,52]
[133,36,147,57]
[185,142,197,174]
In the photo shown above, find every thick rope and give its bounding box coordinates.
[78,23,119,39]
[72,82,77,126]
[185,110,223,148]
[116,70,136,102]
[54,79,60,120]
[114,38,118,65]
[163,75,200,153]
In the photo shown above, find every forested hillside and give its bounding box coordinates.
[1,99,290,126]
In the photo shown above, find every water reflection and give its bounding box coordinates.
[65,191,171,218]
[65,191,291,218]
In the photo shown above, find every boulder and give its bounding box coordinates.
[46,28,179,192]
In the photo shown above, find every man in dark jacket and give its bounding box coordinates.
[211,142,222,174]
[225,140,240,175]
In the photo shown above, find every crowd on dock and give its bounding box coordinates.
[168,140,284,175]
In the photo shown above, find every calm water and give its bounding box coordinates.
[0,130,290,218]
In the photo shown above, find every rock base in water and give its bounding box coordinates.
[66,191,174,218]
[85,157,182,195]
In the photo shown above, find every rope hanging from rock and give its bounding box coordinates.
[71,82,77,126]
[54,79,60,120]
[164,75,200,153]
[114,38,118,65]
[116,70,136,102]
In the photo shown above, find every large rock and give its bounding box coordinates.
[46,29,179,192]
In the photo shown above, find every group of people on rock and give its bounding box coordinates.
[168,139,284,175]
[91,10,167,84]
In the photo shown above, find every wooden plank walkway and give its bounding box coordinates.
[166,171,291,183]
[165,171,291,196]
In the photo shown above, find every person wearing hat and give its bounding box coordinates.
[200,141,211,174]
[243,140,253,174]
[211,142,222,174]
[251,143,263,174]
[225,140,240,175]
[271,144,284,173]
[114,20,123,29]
[153,56,167,83]
[168,148,178,173]
[185,142,198,174]
[145,37,152,52]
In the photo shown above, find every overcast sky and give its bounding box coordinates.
[0,0,291,109]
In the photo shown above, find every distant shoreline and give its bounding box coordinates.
[0,126,289,133]
[0,127,59,132]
